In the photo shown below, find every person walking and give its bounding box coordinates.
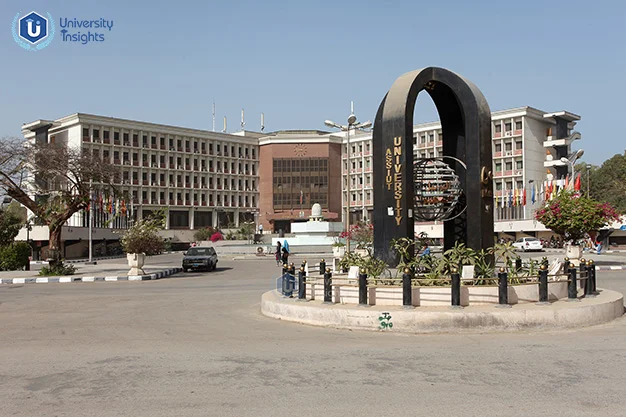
[275,241,282,266]
[596,238,603,255]
[281,245,290,266]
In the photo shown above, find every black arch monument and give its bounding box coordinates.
[373,67,494,265]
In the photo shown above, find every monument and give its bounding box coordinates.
[271,203,343,247]
[372,67,494,265]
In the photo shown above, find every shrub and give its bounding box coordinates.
[120,211,165,255]
[194,227,217,242]
[0,241,31,271]
[39,262,76,276]
[210,232,223,242]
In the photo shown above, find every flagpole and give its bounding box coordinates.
[87,180,96,264]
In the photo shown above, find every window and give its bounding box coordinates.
[505,142,512,151]
[506,181,512,190]
[517,181,523,189]
[516,160,523,170]
[495,124,502,133]
[495,163,502,172]
[420,135,426,144]
[505,123,512,131]
[496,182,502,191]
[515,141,522,150]
[505,162,513,170]
[515,121,522,130]
[495,143,502,152]
[83,128,89,138]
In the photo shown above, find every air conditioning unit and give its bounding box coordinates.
[123,180,130,184]
[152,164,158,168]
[506,152,512,156]
[505,132,512,137]
[123,161,130,165]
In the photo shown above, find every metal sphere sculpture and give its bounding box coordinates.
[413,157,466,221]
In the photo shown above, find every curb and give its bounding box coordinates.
[0,268,182,285]
[261,289,625,334]
[596,265,626,271]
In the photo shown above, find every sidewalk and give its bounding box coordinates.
[1,257,181,285]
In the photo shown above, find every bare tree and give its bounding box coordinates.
[0,137,119,266]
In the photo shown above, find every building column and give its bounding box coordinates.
[190,208,195,230]
[165,209,170,230]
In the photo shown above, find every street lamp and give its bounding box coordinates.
[325,104,372,252]
[586,164,592,198]
[559,148,585,178]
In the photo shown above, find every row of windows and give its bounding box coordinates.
[132,190,256,207]
[494,161,523,171]
[495,180,525,191]
[89,147,257,174]
[82,127,257,158]
[273,192,328,208]
[494,140,523,152]
[494,120,523,133]
[272,158,328,172]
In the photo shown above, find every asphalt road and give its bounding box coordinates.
[1,253,625,417]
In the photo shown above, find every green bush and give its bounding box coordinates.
[39,262,76,276]
[0,241,31,271]
[193,227,217,242]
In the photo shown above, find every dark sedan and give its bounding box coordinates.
[182,247,218,272]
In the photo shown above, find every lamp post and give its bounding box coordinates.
[325,103,372,252]
[586,164,592,198]
[559,148,585,188]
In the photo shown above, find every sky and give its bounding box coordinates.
[1,0,625,165]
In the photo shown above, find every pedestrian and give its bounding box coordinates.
[259,224,263,234]
[281,245,290,265]
[596,238,602,255]
[419,243,431,257]
[275,241,282,266]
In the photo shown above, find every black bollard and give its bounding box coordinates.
[451,268,461,308]
[541,257,549,269]
[567,264,578,301]
[282,263,288,276]
[298,267,307,301]
[515,257,522,273]
[289,263,296,275]
[402,268,413,308]
[323,268,332,303]
[537,265,549,305]
[358,269,368,306]
[579,258,587,296]
[588,260,597,296]
[496,268,511,308]
[562,257,570,274]
[319,259,326,276]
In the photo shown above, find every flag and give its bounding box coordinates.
[531,183,536,204]
[508,190,513,207]
[107,195,112,214]
[574,173,582,191]
[514,188,518,207]
[300,190,303,205]
[121,200,127,216]
[564,175,570,190]
[523,187,527,206]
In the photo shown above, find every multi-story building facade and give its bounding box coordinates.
[20,113,262,257]
[18,106,580,258]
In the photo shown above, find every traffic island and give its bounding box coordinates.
[261,288,624,333]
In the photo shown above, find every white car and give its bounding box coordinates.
[512,237,543,252]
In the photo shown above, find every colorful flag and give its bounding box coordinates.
[523,188,527,206]
[121,200,127,216]
[531,183,536,204]
[508,189,513,207]
[574,173,582,191]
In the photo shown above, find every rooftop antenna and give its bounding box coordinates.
[212,102,216,132]
[261,112,265,132]
[222,116,227,133]
[241,108,245,130]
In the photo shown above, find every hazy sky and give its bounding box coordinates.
[2,0,624,165]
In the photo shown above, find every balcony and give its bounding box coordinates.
[142,180,148,186]
[82,136,91,142]
[132,161,139,166]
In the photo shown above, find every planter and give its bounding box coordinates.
[565,244,581,260]
[332,246,346,258]
[127,253,146,276]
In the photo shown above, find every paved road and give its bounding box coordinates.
[1,253,625,417]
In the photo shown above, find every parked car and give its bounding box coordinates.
[512,237,543,252]
[182,246,218,272]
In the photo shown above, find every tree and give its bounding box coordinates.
[535,190,620,242]
[0,137,118,266]
[585,153,626,213]
[120,211,165,255]
[0,202,26,246]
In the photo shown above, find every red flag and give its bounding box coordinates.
[522,188,526,206]
[574,173,582,191]
[564,175,570,190]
